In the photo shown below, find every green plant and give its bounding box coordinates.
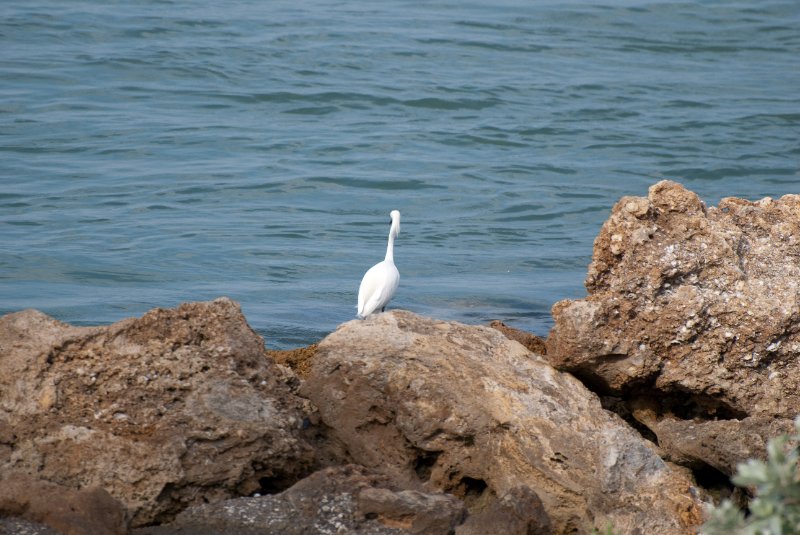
[702,416,800,535]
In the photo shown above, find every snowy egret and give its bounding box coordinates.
[357,210,401,318]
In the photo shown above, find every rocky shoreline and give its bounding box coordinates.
[2,181,799,535]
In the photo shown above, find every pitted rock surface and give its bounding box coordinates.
[547,180,800,472]
[0,298,313,527]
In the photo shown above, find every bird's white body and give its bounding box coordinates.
[358,210,401,318]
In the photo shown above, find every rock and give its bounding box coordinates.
[546,181,800,472]
[266,343,318,378]
[0,517,62,535]
[357,487,465,534]
[629,399,791,478]
[0,298,314,527]
[489,321,547,354]
[455,486,552,535]
[0,471,127,535]
[134,465,465,535]
[301,310,706,535]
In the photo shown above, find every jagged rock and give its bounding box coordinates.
[134,465,465,535]
[301,310,706,535]
[0,471,127,535]
[546,181,800,472]
[0,298,314,527]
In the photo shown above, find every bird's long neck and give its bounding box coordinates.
[384,226,396,263]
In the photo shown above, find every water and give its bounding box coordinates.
[1,1,798,348]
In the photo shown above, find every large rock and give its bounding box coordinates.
[301,310,706,535]
[135,465,466,535]
[547,181,800,472]
[0,298,314,527]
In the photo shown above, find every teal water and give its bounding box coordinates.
[1,1,799,348]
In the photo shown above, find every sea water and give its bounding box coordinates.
[1,1,798,348]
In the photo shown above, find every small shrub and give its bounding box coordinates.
[701,416,800,535]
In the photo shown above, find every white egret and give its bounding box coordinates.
[357,210,401,318]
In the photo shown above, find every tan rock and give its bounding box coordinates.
[301,310,706,535]
[547,180,800,472]
[489,320,547,355]
[0,298,313,527]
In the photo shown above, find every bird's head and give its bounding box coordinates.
[390,210,401,237]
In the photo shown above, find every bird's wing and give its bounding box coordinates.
[358,262,384,317]
[358,261,401,317]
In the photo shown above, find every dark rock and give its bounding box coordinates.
[489,321,547,354]
[0,471,127,535]
[631,398,789,476]
[0,517,62,535]
[134,465,464,535]
[455,486,552,535]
